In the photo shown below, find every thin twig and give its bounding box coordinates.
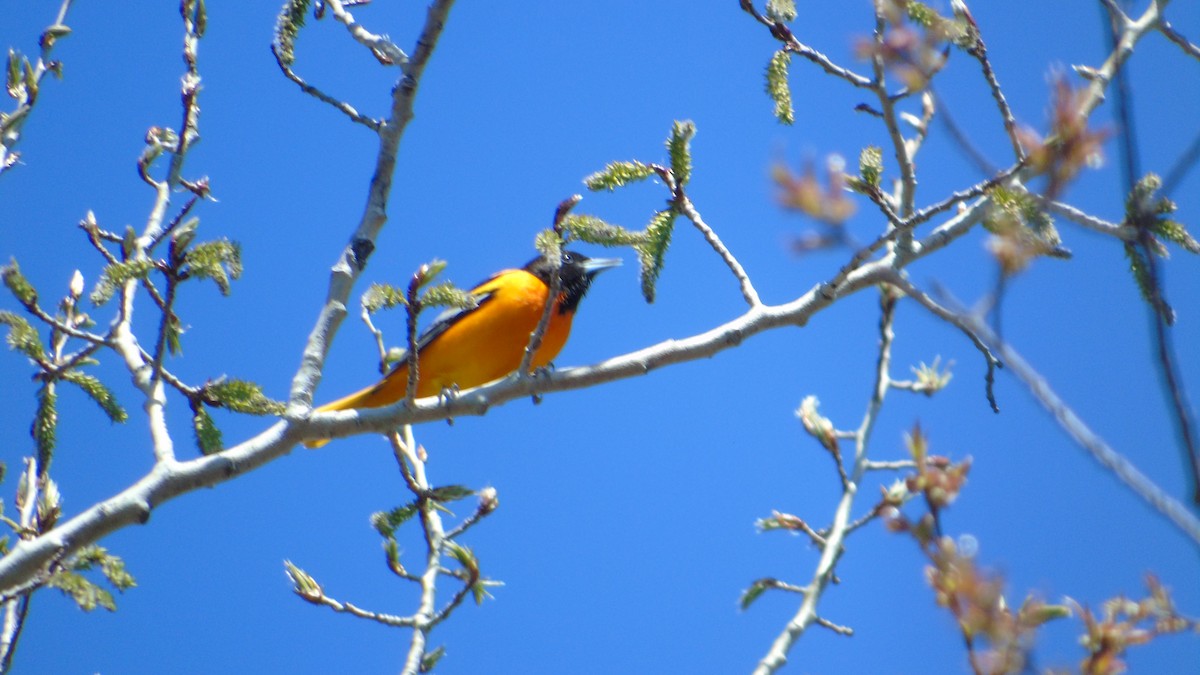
[902,157,1022,230]
[869,10,918,220]
[397,425,446,675]
[753,290,898,674]
[675,192,761,307]
[961,314,1200,546]
[1102,3,1141,191]
[306,592,416,627]
[959,5,1026,162]
[1103,1,1200,505]
[1077,1,1163,121]
[518,198,574,380]
[1162,125,1200,198]
[1159,19,1200,60]
[0,0,76,178]
[884,273,1000,412]
[290,0,458,413]
[814,615,854,636]
[1145,264,1200,505]
[405,274,423,406]
[902,91,937,163]
[864,459,917,471]
[442,503,494,541]
[1045,200,1135,240]
[0,458,42,673]
[931,87,1000,176]
[324,0,410,66]
[739,2,873,89]
[270,46,382,131]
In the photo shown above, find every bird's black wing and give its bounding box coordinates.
[386,275,502,366]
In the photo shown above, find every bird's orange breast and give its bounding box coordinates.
[410,268,574,397]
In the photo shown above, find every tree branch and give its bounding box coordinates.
[754,290,897,673]
[962,314,1200,546]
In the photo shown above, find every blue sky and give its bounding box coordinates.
[2,1,1199,673]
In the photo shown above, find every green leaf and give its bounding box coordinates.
[2,259,38,306]
[165,314,184,356]
[62,371,128,423]
[533,229,564,263]
[445,541,478,575]
[420,282,478,312]
[35,477,61,530]
[5,50,21,99]
[90,259,155,306]
[170,217,200,259]
[205,379,285,415]
[1018,598,1072,627]
[634,209,677,303]
[184,239,242,295]
[72,545,136,591]
[48,570,115,612]
[859,146,883,188]
[1151,219,1200,254]
[765,0,797,22]
[48,545,135,612]
[412,259,448,289]
[0,310,46,359]
[362,282,407,313]
[739,578,777,611]
[283,559,322,601]
[419,645,446,673]
[273,0,313,66]
[1125,173,1163,219]
[561,215,647,247]
[666,121,696,187]
[905,1,941,28]
[33,384,56,472]
[192,405,223,455]
[195,0,208,37]
[428,485,475,503]
[121,225,139,258]
[765,50,794,125]
[21,57,36,103]
[583,161,656,192]
[983,186,1064,257]
[372,503,419,538]
[1124,242,1174,324]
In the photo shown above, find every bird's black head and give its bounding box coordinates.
[525,250,622,314]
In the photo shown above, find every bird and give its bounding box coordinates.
[304,250,621,448]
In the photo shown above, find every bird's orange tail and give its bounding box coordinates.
[303,369,408,448]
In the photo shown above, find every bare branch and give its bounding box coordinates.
[0,0,76,178]
[289,0,458,413]
[1077,1,1165,121]
[869,13,918,221]
[324,0,410,66]
[675,193,761,307]
[814,615,854,636]
[304,590,416,627]
[740,2,873,88]
[1045,200,1135,240]
[961,314,1200,546]
[270,46,382,131]
[753,289,897,674]
[883,273,1000,412]
[956,1,1025,162]
[1159,19,1200,60]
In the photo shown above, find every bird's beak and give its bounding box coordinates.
[580,257,622,276]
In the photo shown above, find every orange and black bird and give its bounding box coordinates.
[305,250,620,447]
